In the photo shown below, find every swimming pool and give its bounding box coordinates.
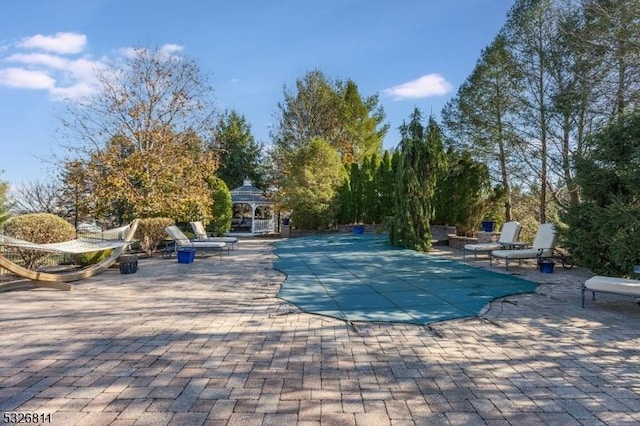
[274,233,538,324]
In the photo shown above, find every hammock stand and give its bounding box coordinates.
[0,219,139,292]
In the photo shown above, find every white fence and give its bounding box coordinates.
[252,219,275,234]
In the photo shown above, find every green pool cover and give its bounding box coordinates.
[274,233,538,324]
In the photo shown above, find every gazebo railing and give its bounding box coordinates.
[253,219,275,234]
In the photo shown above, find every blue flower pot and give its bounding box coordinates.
[481,220,496,232]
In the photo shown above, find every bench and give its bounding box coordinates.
[582,276,640,308]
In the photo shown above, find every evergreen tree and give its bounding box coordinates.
[362,154,380,224]
[563,112,640,276]
[432,148,493,235]
[390,110,445,251]
[376,150,396,222]
[214,110,264,189]
[442,33,521,221]
[207,176,233,236]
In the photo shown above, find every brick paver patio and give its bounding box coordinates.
[1,238,639,425]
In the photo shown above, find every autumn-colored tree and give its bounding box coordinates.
[58,160,93,228]
[59,46,218,223]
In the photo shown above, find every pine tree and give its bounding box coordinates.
[214,110,264,189]
[390,110,445,251]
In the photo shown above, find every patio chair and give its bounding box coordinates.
[489,223,557,271]
[463,221,521,259]
[189,221,239,249]
[164,226,229,257]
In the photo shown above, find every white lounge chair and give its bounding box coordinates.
[189,221,239,249]
[582,276,640,308]
[489,223,557,271]
[463,221,521,259]
[164,226,229,257]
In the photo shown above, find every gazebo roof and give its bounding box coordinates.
[230,178,270,203]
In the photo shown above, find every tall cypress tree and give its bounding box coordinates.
[390,109,444,251]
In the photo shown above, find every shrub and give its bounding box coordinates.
[3,213,75,269]
[207,177,233,236]
[73,249,114,266]
[563,112,640,276]
[135,217,175,256]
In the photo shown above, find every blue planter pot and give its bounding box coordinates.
[539,261,555,273]
[481,220,496,232]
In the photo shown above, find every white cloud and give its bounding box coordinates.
[384,74,452,100]
[18,32,87,54]
[3,51,106,100]
[0,67,55,89]
[1,34,185,101]
[7,53,68,69]
[119,44,184,60]
[160,44,184,55]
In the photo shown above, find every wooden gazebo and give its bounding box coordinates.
[229,178,276,235]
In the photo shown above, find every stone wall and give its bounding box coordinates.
[448,235,477,250]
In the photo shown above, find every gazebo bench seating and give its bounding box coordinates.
[582,276,640,308]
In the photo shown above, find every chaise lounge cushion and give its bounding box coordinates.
[464,221,521,258]
[584,276,640,296]
[491,223,557,261]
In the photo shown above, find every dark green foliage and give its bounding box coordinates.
[361,155,380,224]
[3,213,76,269]
[214,110,264,189]
[563,112,640,275]
[334,150,396,225]
[376,151,396,221]
[432,149,493,235]
[390,110,445,251]
[208,177,233,236]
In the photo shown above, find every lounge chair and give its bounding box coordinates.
[0,219,139,291]
[582,275,640,308]
[489,223,557,271]
[164,226,229,257]
[189,221,239,249]
[463,221,521,259]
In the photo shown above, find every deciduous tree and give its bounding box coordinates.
[59,46,218,223]
[281,137,346,230]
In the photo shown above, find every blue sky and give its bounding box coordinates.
[0,0,513,186]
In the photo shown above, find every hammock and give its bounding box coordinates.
[0,224,134,254]
[0,219,139,291]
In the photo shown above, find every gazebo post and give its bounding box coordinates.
[251,202,256,234]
